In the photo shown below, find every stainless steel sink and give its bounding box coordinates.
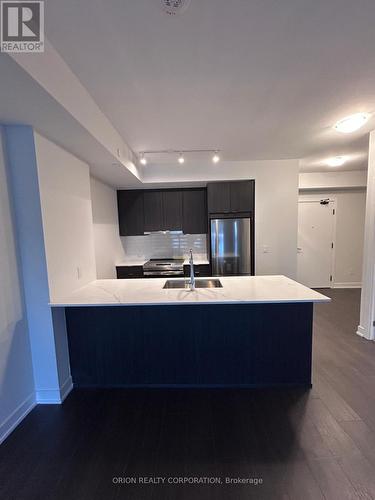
[163,279,223,289]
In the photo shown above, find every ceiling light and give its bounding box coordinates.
[326,156,346,167]
[212,152,220,163]
[178,153,185,164]
[334,113,370,134]
[139,153,147,165]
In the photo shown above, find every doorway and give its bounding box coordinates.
[297,198,336,288]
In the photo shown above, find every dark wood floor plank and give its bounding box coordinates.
[316,362,375,432]
[340,420,375,467]
[312,373,361,422]
[307,457,362,500]
[339,456,375,500]
[301,397,362,459]
[283,461,325,500]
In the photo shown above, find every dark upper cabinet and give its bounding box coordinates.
[163,190,183,230]
[143,190,183,232]
[143,190,164,232]
[182,189,208,234]
[207,182,231,213]
[229,180,254,213]
[207,180,254,214]
[117,190,144,236]
[118,187,209,236]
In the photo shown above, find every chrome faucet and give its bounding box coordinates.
[188,248,195,291]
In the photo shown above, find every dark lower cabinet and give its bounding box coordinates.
[184,264,211,278]
[117,190,144,236]
[182,189,208,234]
[116,266,144,279]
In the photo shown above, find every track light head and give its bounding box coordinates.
[139,153,147,166]
[212,152,220,163]
[178,153,185,164]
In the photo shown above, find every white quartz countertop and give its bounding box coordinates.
[50,275,330,307]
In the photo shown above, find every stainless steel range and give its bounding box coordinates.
[143,258,184,278]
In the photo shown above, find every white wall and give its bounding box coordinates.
[357,130,375,340]
[145,159,299,279]
[5,126,72,405]
[0,127,35,443]
[34,133,96,300]
[299,170,367,190]
[299,190,366,287]
[90,176,125,278]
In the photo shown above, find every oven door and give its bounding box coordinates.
[143,270,184,278]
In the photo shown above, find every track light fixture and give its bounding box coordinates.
[138,149,221,165]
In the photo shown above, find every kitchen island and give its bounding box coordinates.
[52,276,329,388]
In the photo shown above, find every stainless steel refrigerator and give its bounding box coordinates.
[210,217,252,276]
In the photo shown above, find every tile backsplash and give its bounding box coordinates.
[121,233,208,262]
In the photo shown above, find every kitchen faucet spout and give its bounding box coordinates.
[189,249,195,291]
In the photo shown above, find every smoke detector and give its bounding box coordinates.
[160,0,191,15]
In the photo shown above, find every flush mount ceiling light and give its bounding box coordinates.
[178,153,185,164]
[160,0,191,15]
[326,156,346,167]
[139,153,147,165]
[334,113,370,134]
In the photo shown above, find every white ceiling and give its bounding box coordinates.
[0,55,142,187]
[42,0,375,172]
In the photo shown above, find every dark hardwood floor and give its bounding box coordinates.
[1,289,375,499]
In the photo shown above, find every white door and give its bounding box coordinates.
[297,200,335,288]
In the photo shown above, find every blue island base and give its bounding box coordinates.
[65,302,313,388]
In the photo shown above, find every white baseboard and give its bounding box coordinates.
[35,389,62,404]
[0,378,74,445]
[0,393,36,445]
[356,324,374,340]
[36,376,73,404]
[357,325,366,337]
[333,282,362,289]
[60,376,73,402]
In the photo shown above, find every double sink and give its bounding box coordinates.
[163,279,223,289]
